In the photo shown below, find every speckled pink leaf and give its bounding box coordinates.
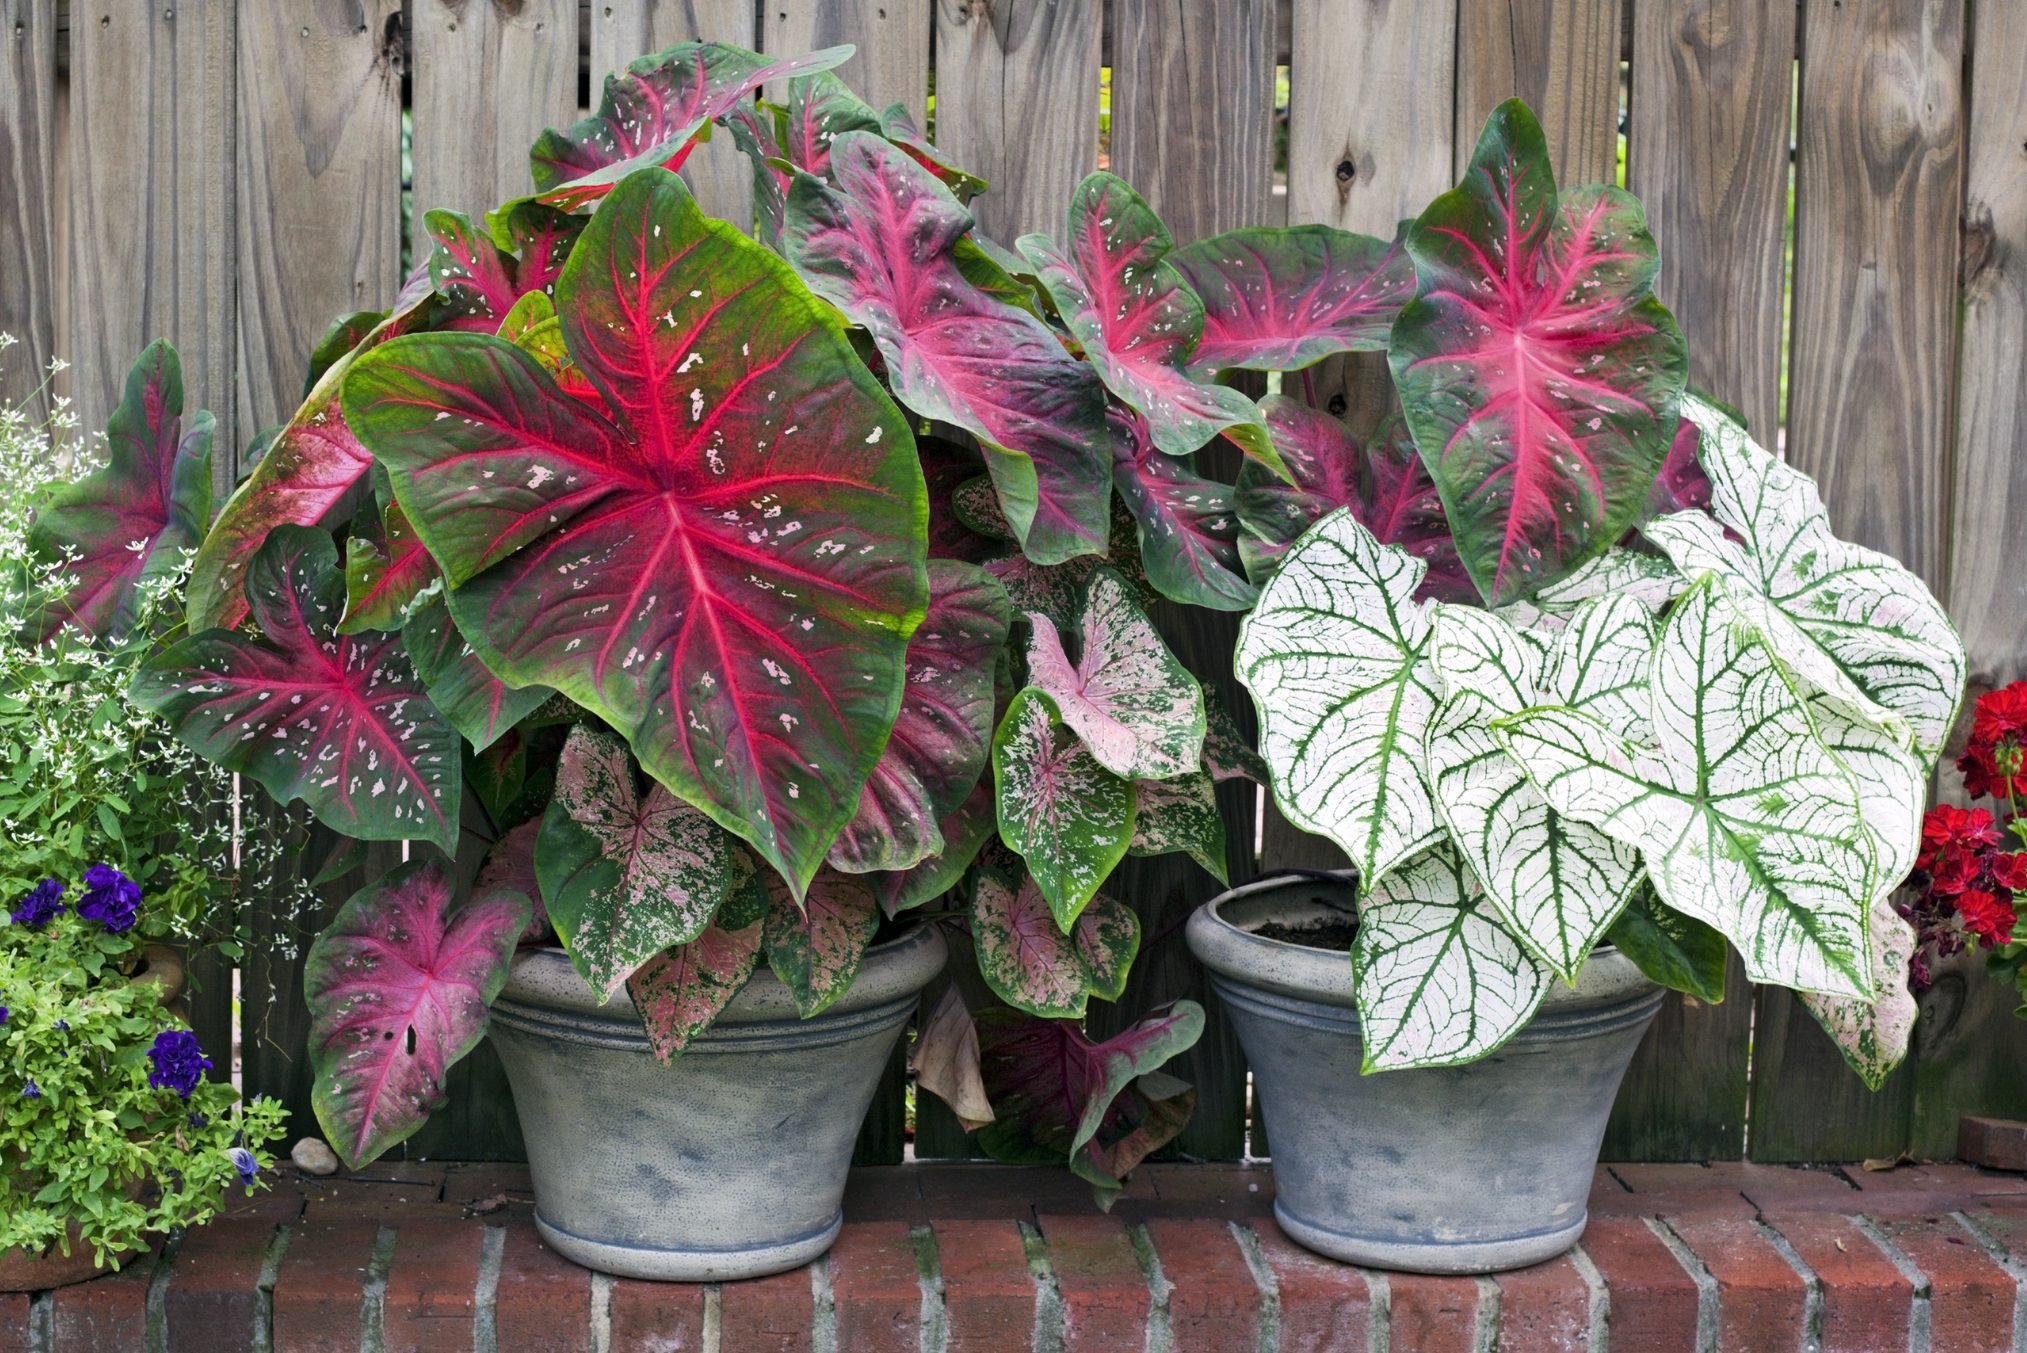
[401,597,551,752]
[304,856,529,1168]
[780,130,1112,564]
[763,867,881,1017]
[1171,223,1413,375]
[1388,99,1686,606]
[626,915,764,1061]
[991,688,1135,930]
[134,526,461,851]
[537,722,734,1000]
[1108,405,1255,612]
[830,560,1011,873]
[971,860,1137,1018]
[477,817,549,943]
[1129,771,1228,884]
[1025,566,1205,780]
[1200,691,1268,785]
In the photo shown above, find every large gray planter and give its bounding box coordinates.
[1188,875,1664,1274]
[488,925,946,1281]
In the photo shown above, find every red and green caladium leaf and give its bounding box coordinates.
[1645,414,1712,520]
[423,207,582,333]
[340,474,439,633]
[1109,405,1257,612]
[1024,566,1205,781]
[402,598,552,752]
[1387,98,1688,608]
[829,560,1011,874]
[1170,223,1413,376]
[762,867,881,1016]
[625,912,765,1061]
[970,855,1138,1019]
[780,130,1113,565]
[28,339,213,643]
[1129,771,1228,884]
[529,41,854,209]
[134,525,462,852]
[868,779,996,916]
[1018,173,1272,464]
[991,687,1135,930]
[303,856,529,1169]
[536,723,735,999]
[343,167,927,898]
[974,1001,1203,1208]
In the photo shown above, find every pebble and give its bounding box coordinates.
[291,1137,340,1176]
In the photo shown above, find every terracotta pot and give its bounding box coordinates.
[0,1230,149,1292]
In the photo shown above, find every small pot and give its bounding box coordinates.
[0,1228,150,1292]
[488,925,946,1281]
[1188,875,1664,1274]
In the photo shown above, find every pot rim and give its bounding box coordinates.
[500,919,947,1024]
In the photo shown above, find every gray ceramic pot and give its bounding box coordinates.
[488,925,946,1281]
[1188,875,1664,1274]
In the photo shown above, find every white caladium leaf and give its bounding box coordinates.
[1352,844,1552,1071]
[1544,592,1664,735]
[1128,770,1228,884]
[1495,547,1685,635]
[1809,695,1926,900]
[1801,898,1918,1091]
[1025,566,1206,781]
[1496,576,1875,998]
[1647,394,1964,763]
[970,860,1138,1019]
[1424,603,1643,981]
[1235,508,1442,891]
[992,687,1136,930]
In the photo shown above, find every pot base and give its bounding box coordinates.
[1274,1201,1588,1275]
[534,1207,843,1282]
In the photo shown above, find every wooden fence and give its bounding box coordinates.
[2,0,2023,1166]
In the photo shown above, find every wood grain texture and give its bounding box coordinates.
[764,0,930,123]
[1602,952,1751,1161]
[65,1,237,452]
[931,0,1100,244]
[410,0,579,232]
[1101,0,1276,1160]
[0,0,58,420]
[1454,0,1621,187]
[590,0,756,224]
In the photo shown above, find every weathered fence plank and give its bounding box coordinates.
[0,0,58,419]
[592,0,757,224]
[1750,0,1965,1164]
[409,0,579,235]
[1454,0,1620,187]
[765,0,931,124]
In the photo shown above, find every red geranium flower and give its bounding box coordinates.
[1917,804,2002,878]
[1994,852,2027,894]
[1958,888,2018,946]
[1959,682,2027,802]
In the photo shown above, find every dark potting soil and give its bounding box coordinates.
[1248,919,1357,951]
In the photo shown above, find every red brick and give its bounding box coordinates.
[271,1214,383,1352]
[1250,1219,1372,1353]
[0,1293,30,1353]
[441,1163,533,1207]
[1146,1164,1275,1214]
[1964,1118,2027,1173]
[1872,1214,2017,1353]
[608,1278,704,1351]
[1494,1253,1590,1352]
[1144,1219,1258,1353]
[1762,1212,1913,1353]
[1841,1162,2027,1200]
[163,1215,283,1353]
[1386,1272,1481,1353]
[1581,1216,1700,1352]
[347,1159,448,1193]
[383,1215,485,1353]
[491,1222,591,1353]
[47,1248,154,1350]
[827,1221,920,1353]
[1037,1213,1151,1353]
[1735,1164,1859,1212]
[717,1265,813,1353]
[1670,1217,1809,1352]
[931,1220,1034,1352]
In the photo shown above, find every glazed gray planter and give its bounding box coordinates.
[1188,875,1664,1274]
[488,925,945,1281]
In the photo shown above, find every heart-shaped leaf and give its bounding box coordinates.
[777,70,881,177]
[913,986,995,1130]
[1109,406,1257,612]
[1388,98,1688,607]
[1170,223,1413,375]
[1353,843,1551,1071]
[343,167,927,898]
[971,857,1138,1018]
[423,207,582,334]
[1493,546,1684,635]
[829,560,1011,874]
[530,41,853,209]
[974,1002,1203,1208]
[780,130,1112,564]
[477,816,549,942]
[401,597,552,752]
[763,867,881,1017]
[876,103,988,200]
[1496,575,1876,997]
[1643,393,1964,763]
[340,479,438,634]
[1801,898,1918,1090]
[1018,173,1270,460]
[1128,770,1229,884]
[626,915,765,1062]
[1201,690,1268,785]
[1235,509,1441,892]
[28,340,213,643]
[134,526,461,852]
[1024,566,1205,781]
[992,688,1136,930]
[304,856,529,1169]
[537,723,734,999]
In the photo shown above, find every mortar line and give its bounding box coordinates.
[1647,1217,1718,1353]
[811,1251,838,1353]
[473,1223,506,1353]
[251,1218,294,1353]
[1754,1218,1825,1353]
[589,1271,615,1353]
[1365,1269,1392,1353]
[911,1223,948,1353]
[1853,1214,1931,1353]
[360,1224,398,1353]
[1125,1222,1173,1353]
[1949,1211,2027,1353]
[1017,1219,1066,1353]
[1227,1222,1281,1353]
[1472,1274,1502,1353]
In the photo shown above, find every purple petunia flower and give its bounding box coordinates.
[0,1006,8,1025]
[227,1148,258,1185]
[77,864,140,934]
[10,878,64,926]
[146,1029,212,1100]
[21,1079,39,1099]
